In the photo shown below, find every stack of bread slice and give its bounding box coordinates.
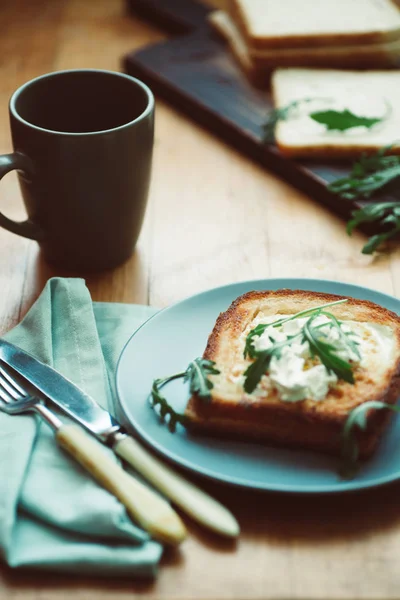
[210,0,400,85]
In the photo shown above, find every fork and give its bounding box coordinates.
[0,366,187,545]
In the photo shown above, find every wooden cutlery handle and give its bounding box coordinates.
[56,424,187,546]
[114,435,240,538]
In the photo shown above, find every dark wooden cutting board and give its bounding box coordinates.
[123,0,391,232]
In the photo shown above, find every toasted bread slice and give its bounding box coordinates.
[185,290,400,457]
[271,68,400,159]
[210,11,400,76]
[231,0,400,50]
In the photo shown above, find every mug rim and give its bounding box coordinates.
[9,69,154,136]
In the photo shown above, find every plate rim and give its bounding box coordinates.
[115,277,400,494]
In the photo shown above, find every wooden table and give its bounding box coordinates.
[1,0,400,598]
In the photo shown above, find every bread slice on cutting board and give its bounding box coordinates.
[185,290,400,458]
[210,10,400,77]
[271,68,400,158]
[231,0,400,50]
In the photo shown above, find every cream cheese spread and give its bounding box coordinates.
[232,313,396,403]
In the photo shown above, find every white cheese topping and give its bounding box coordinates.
[232,313,396,403]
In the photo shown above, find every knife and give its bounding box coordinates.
[0,339,240,538]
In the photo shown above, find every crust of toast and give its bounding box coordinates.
[231,0,400,50]
[185,290,400,457]
[274,141,400,159]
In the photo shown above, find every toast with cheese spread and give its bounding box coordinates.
[185,290,400,457]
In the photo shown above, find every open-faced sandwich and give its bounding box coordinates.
[185,290,400,458]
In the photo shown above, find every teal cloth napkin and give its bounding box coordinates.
[0,277,162,577]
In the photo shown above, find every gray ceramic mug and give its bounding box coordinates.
[0,69,154,271]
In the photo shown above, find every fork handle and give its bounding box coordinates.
[114,435,240,538]
[56,424,187,545]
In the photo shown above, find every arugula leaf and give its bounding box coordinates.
[319,310,361,361]
[328,146,400,203]
[150,358,220,431]
[243,335,300,393]
[309,109,382,132]
[243,350,272,394]
[184,358,220,401]
[327,146,400,254]
[346,201,400,233]
[340,400,400,479]
[150,375,188,432]
[346,201,400,254]
[244,323,272,359]
[303,314,355,383]
[329,163,400,201]
[352,144,400,176]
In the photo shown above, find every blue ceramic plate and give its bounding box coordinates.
[116,279,400,493]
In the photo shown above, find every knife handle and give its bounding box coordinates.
[114,435,240,538]
[56,424,187,545]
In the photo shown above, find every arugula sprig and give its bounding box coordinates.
[243,333,301,393]
[328,146,400,201]
[346,202,400,254]
[243,299,359,394]
[328,146,400,254]
[322,311,361,362]
[151,376,188,432]
[184,358,219,399]
[244,299,347,360]
[303,312,355,384]
[340,401,400,479]
[150,358,220,432]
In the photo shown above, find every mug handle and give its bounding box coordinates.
[0,152,43,240]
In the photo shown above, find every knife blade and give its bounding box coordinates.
[0,339,118,440]
[0,339,239,538]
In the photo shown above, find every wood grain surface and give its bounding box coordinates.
[1,1,400,599]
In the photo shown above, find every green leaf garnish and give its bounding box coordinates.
[150,358,220,431]
[309,109,383,132]
[323,311,361,362]
[243,299,359,394]
[328,147,400,201]
[184,358,220,400]
[327,145,400,254]
[150,374,188,432]
[303,313,354,384]
[346,201,400,254]
[243,334,300,393]
[340,400,400,479]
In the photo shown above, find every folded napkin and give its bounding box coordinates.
[0,277,162,576]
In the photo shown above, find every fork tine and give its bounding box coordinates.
[0,382,12,404]
[0,370,23,401]
[0,364,27,398]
